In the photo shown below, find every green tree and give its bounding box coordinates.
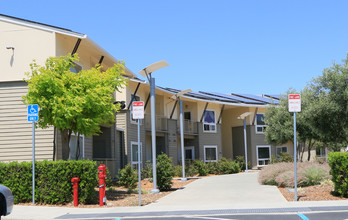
[305,58,348,151]
[23,54,127,159]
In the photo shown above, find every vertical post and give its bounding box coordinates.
[243,119,248,173]
[150,77,159,193]
[138,119,142,206]
[32,121,35,205]
[294,112,297,202]
[179,99,187,181]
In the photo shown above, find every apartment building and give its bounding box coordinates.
[0,14,293,177]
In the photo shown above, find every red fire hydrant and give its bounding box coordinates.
[71,177,80,207]
[98,164,106,206]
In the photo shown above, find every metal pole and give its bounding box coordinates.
[32,121,35,205]
[137,119,141,206]
[150,77,159,193]
[243,119,248,173]
[179,99,187,181]
[294,112,297,202]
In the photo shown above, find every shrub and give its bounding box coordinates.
[328,152,348,197]
[235,155,251,171]
[259,161,330,187]
[185,163,197,177]
[0,160,98,204]
[156,153,174,190]
[193,160,208,176]
[141,161,152,179]
[117,164,137,189]
[216,158,240,175]
[174,165,183,177]
[206,162,218,174]
[270,153,293,164]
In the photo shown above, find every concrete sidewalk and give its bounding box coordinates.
[3,172,348,220]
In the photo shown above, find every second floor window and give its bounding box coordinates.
[255,114,266,134]
[203,110,216,132]
[130,94,140,123]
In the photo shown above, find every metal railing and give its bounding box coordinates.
[178,119,198,134]
[144,114,168,131]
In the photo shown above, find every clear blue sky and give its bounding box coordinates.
[2,0,348,95]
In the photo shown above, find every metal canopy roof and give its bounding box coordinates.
[200,91,264,104]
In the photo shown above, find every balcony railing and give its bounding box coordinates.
[178,119,198,134]
[144,114,168,131]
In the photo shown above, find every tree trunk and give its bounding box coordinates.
[307,139,312,161]
[300,141,305,162]
[60,129,70,160]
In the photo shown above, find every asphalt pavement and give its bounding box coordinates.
[3,172,348,220]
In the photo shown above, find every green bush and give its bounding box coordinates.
[141,161,152,179]
[0,160,98,204]
[117,164,137,189]
[235,156,251,171]
[270,153,294,164]
[328,152,348,197]
[174,165,183,177]
[206,162,218,174]
[216,158,240,174]
[156,153,174,190]
[193,160,208,176]
[185,163,197,177]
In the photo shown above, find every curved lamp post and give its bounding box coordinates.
[139,60,169,193]
[171,89,192,181]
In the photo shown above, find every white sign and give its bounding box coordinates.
[288,94,301,112]
[27,104,39,121]
[132,101,144,119]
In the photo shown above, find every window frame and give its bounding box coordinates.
[184,146,195,160]
[255,113,266,134]
[203,109,216,133]
[256,145,271,167]
[131,141,142,165]
[276,146,288,158]
[204,145,218,163]
[69,133,84,160]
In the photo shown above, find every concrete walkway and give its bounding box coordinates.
[4,171,348,220]
[143,171,287,211]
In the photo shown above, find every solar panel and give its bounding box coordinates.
[232,93,272,103]
[263,94,280,100]
[200,91,264,104]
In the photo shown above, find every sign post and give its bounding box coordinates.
[27,104,39,205]
[288,94,301,202]
[132,101,144,206]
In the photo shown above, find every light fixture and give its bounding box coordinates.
[238,112,252,172]
[139,60,169,194]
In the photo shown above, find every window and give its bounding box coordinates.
[130,95,140,123]
[255,114,266,134]
[316,147,327,159]
[69,133,84,160]
[184,112,191,120]
[256,145,271,166]
[131,142,142,165]
[276,146,288,158]
[203,110,216,132]
[70,62,82,73]
[184,146,195,160]
[204,146,217,162]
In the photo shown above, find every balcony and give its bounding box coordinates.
[145,114,168,131]
[178,119,198,134]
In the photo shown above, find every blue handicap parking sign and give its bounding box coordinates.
[27,104,39,122]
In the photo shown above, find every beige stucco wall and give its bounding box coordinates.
[0,20,55,82]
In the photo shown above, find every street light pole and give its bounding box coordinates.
[238,112,252,173]
[171,89,191,181]
[139,61,169,194]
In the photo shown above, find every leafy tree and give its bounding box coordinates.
[23,54,127,159]
[305,58,348,151]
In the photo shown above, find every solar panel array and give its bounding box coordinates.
[159,87,278,105]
